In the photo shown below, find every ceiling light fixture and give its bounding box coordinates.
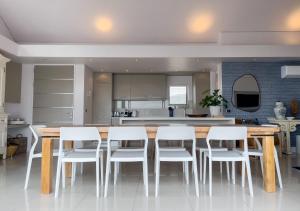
[287,8,300,30]
[188,12,214,34]
[95,17,113,32]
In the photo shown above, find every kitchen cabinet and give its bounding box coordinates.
[5,62,22,103]
[113,74,131,100]
[130,75,166,100]
[113,74,166,100]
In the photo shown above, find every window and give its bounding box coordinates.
[169,86,187,105]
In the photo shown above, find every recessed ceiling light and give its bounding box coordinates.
[188,13,214,34]
[287,8,300,30]
[95,17,113,32]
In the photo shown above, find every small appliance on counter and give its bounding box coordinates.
[8,118,26,125]
[168,107,174,117]
[112,110,137,117]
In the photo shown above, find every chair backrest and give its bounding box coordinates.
[59,127,101,155]
[107,127,148,156]
[206,126,248,153]
[29,125,46,153]
[108,127,148,141]
[29,125,46,141]
[155,126,196,141]
[60,127,101,141]
[155,126,196,154]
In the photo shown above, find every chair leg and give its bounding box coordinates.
[203,155,207,184]
[232,161,236,184]
[71,162,76,186]
[185,161,189,184]
[245,158,253,197]
[259,156,264,177]
[209,158,212,197]
[226,161,230,181]
[55,159,62,198]
[96,160,100,197]
[24,155,33,190]
[117,162,120,175]
[143,160,149,197]
[100,153,104,186]
[199,150,203,181]
[62,162,66,188]
[220,161,223,175]
[242,161,245,187]
[114,162,118,185]
[193,158,199,197]
[104,160,111,197]
[274,147,283,188]
[155,158,160,197]
[182,162,185,174]
[80,162,83,175]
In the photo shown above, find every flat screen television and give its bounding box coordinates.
[235,92,260,110]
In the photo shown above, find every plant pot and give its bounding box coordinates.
[209,106,221,117]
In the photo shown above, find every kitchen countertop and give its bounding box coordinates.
[119,117,235,125]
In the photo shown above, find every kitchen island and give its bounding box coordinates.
[119,117,235,125]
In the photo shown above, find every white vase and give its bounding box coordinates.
[274,101,286,120]
[209,106,221,117]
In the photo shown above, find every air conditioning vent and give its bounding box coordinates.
[281,66,300,78]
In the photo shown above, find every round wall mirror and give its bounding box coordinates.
[232,74,260,112]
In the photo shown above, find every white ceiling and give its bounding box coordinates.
[0,0,300,44]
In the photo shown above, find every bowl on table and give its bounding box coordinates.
[286,117,295,120]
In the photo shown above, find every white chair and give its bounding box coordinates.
[203,126,253,197]
[104,127,148,197]
[54,127,102,198]
[155,126,199,197]
[24,125,59,189]
[237,137,283,188]
[197,141,230,182]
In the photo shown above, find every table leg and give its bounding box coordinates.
[64,141,73,178]
[278,132,284,157]
[262,136,276,193]
[41,138,53,194]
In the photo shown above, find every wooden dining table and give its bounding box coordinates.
[39,125,280,195]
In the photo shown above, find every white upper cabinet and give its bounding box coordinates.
[113,74,166,100]
[130,75,166,100]
[113,74,131,100]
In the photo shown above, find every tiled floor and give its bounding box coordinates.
[0,154,300,211]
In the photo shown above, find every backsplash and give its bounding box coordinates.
[222,62,300,146]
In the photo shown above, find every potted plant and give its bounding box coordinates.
[200,89,228,117]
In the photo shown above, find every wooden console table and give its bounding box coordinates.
[268,118,300,155]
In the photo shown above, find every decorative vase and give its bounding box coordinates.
[209,106,221,117]
[274,101,286,120]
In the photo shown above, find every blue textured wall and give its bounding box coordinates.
[222,62,300,146]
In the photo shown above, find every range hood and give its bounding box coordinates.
[281,66,300,78]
